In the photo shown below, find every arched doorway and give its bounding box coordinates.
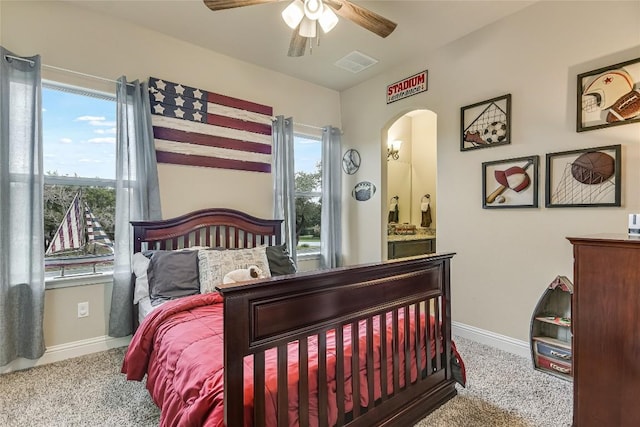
[381,109,437,260]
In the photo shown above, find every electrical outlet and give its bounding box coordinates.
[77,301,89,318]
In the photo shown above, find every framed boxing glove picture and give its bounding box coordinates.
[577,57,640,132]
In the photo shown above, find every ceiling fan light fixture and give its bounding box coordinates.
[299,16,317,38]
[303,0,324,20]
[318,7,338,33]
[282,0,305,29]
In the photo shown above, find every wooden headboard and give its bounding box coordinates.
[130,208,282,253]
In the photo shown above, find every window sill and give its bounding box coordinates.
[45,271,113,290]
[297,252,320,261]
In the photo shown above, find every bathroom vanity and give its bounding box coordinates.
[387,234,436,259]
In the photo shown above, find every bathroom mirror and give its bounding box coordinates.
[386,110,437,230]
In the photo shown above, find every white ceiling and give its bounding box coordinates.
[67,0,537,92]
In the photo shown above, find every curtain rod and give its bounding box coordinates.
[295,122,325,131]
[6,54,338,130]
[4,54,131,86]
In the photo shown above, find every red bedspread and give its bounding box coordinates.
[122,293,446,427]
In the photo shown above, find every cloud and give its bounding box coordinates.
[60,138,72,144]
[75,116,115,127]
[94,128,117,135]
[90,120,116,127]
[88,137,116,144]
[78,158,104,163]
[76,115,105,122]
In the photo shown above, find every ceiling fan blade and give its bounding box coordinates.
[288,28,307,57]
[203,0,278,12]
[326,0,397,38]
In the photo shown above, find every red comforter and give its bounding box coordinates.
[122,293,443,427]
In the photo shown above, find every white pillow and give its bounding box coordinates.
[198,247,271,294]
[132,252,151,304]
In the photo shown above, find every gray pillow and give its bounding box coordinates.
[266,245,297,276]
[146,250,200,306]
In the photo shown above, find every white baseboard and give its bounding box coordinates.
[1,335,131,374]
[452,321,530,359]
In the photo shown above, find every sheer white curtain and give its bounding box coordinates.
[109,77,162,337]
[0,47,45,366]
[272,116,296,260]
[320,126,342,268]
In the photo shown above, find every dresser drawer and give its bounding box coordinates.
[535,340,572,361]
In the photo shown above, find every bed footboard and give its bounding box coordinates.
[217,253,456,427]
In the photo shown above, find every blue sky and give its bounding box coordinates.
[43,87,116,180]
[43,87,320,178]
[293,135,321,175]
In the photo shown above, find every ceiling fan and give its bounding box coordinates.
[202,0,397,57]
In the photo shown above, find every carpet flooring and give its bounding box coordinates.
[0,335,572,426]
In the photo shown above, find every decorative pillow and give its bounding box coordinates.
[132,252,152,304]
[147,250,200,306]
[131,247,209,304]
[266,244,297,276]
[198,246,271,293]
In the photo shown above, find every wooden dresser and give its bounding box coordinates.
[567,234,640,427]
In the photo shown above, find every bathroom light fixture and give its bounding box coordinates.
[387,139,402,161]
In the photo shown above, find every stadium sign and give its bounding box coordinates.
[386,70,428,104]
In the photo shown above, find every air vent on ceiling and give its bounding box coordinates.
[334,51,379,74]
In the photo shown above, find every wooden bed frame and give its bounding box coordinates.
[131,208,457,427]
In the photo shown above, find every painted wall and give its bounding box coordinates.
[0,0,340,352]
[340,1,640,342]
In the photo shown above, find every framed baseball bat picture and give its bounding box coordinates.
[577,57,640,132]
[482,155,539,209]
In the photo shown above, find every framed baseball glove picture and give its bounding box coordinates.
[577,57,640,132]
[482,155,538,209]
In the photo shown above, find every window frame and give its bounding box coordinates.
[293,132,322,259]
[42,81,117,286]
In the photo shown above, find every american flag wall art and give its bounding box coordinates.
[148,77,274,173]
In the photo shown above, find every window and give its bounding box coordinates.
[294,134,322,256]
[42,83,116,279]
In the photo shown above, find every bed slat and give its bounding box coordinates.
[298,338,309,426]
[254,351,266,425]
[434,298,442,371]
[366,317,374,411]
[414,302,422,381]
[351,321,361,418]
[380,313,388,401]
[335,325,345,426]
[425,302,433,376]
[318,332,328,427]
[277,345,288,427]
[404,305,411,389]
[392,309,400,395]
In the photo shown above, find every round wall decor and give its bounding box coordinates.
[352,181,376,201]
[342,149,361,175]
